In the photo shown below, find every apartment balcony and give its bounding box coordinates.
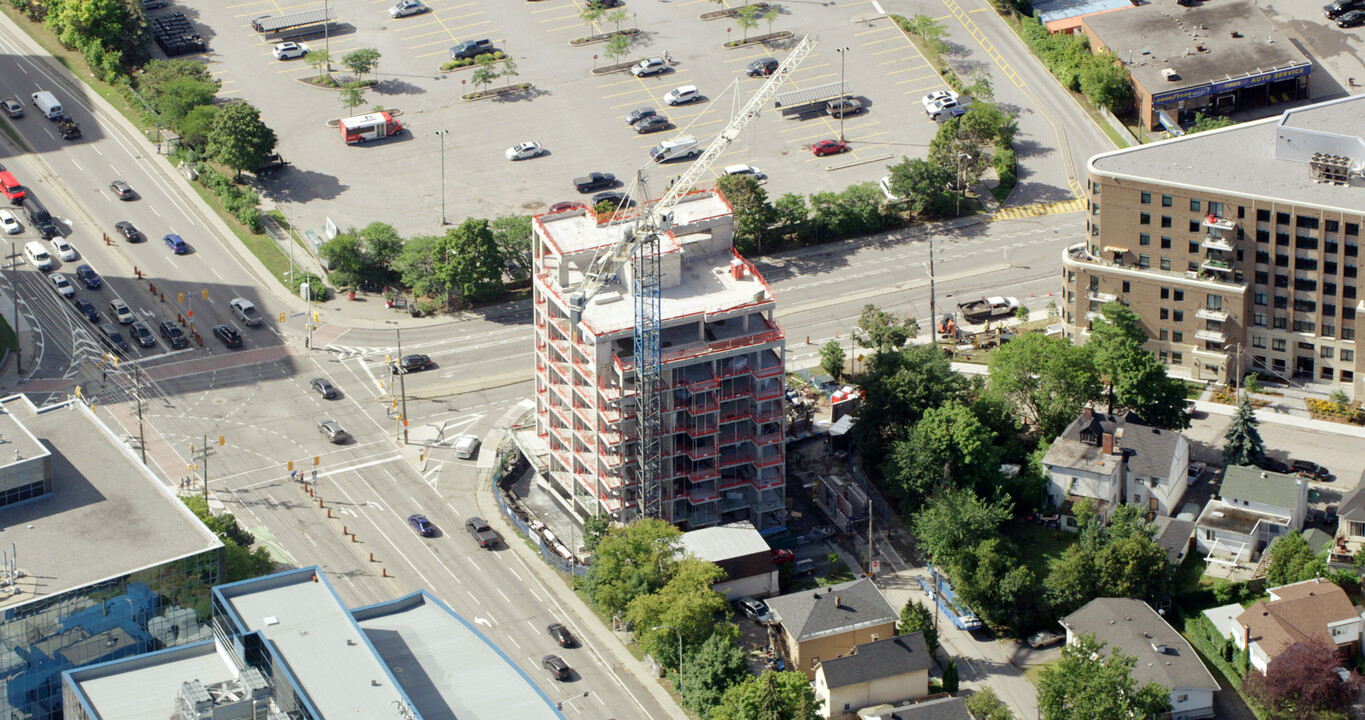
[753,361,783,379]
[549,336,571,358]
[749,474,783,492]
[687,507,721,527]
[686,489,720,505]
[755,452,783,469]
[687,466,721,483]
[1192,345,1228,360]
[1196,307,1230,322]
[754,385,783,402]
[1201,259,1233,274]
[1064,242,1246,291]
[678,444,719,461]
[720,451,755,469]
[1202,235,1234,253]
[571,403,594,425]
[679,421,719,438]
[613,322,785,373]
[1087,290,1118,304]
[1196,328,1228,343]
[600,447,625,468]
[1202,215,1237,232]
[754,429,783,446]
[718,475,748,491]
[683,398,720,415]
[755,407,783,424]
[716,385,755,403]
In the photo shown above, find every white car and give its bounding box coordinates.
[505,141,544,161]
[50,236,77,262]
[49,273,74,299]
[272,42,309,60]
[925,96,965,118]
[389,0,428,16]
[663,85,699,106]
[879,176,903,202]
[723,164,766,180]
[0,210,19,235]
[630,57,668,77]
[921,90,959,113]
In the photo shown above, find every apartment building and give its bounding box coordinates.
[1062,94,1365,394]
[531,189,786,531]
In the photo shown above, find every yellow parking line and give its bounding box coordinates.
[896,72,944,85]
[410,23,490,47]
[864,36,898,45]
[879,57,919,66]
[854,27,891,36]
[545,23,580,31]
[872,47,903,55]
[530,2,572,12]
[886,65,928,75]
[597,78,638,88]
[801,72,837,83]
[540,12,581,21]
[604,88,648,99]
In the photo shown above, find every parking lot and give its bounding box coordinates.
[163,0,955,236]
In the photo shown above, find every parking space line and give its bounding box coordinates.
[801,72,838,83]
[886,65,930,75]
[540,12,582,21]
[880,57,923,66]
[854,27,892,36]
[896,71,944,85]
[410,22,491,47]
[864,36,899,45]
[872,47,904,55]
[529,2,574,12]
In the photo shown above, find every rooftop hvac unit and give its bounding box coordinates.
[1310,152,1352,185]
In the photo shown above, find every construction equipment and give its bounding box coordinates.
[56,115,81,140]
[569,34,817,521]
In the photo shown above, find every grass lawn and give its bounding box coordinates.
[1007,522,1076,580]
[0,314,16,357]
[1023,657,1057,686]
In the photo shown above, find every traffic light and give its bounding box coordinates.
[74,385,82,398]
[110,356,118,368]
[287,460,294,471]
[279,312,286,323]
[313,456,320,466]
[312,311,319,322]
[201,289,209,300]
[178,292,184,303]
[218,435,225,446]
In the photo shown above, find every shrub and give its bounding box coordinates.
[994,143,1017,188]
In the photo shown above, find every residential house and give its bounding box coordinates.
[765,579,899,680]
[1041,407,1190,529]
[856,695,972,720]
[1231,578,1365,673]
[1195,465,1307,563]
[1061,598,1220,720]
[678,521,778,599]
[1330,483,1365,565]
[1152,515,1197,565]
[813,633,932,720]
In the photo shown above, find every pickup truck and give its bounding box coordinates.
[465,517,499,548]
[230,298,263,326]
[574,172,616,193]
[957,296,1019,323]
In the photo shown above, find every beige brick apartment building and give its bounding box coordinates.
[1062,94,1365,394]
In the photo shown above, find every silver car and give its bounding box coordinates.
[389,0,428,16]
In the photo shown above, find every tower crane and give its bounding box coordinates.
[568,35,817,522]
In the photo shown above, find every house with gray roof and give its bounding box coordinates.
[1329,482,1365,565]
[1195,465,1307,563]
[1061,598,1219,720]
[766,579,899,680]
[813,633,932,720]
[1152,515,1196,565]
[1042,407,1190,528]
[857,695,973,720]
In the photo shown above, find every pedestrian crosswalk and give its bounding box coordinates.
[991,198,1086,221]
[324,344,387,360]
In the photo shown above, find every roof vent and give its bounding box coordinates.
[1152,642,1168,654]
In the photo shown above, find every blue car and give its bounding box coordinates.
[408,514,436,537]
[74,264,101,289]
[164,233,188,254]
[73,297,98,323]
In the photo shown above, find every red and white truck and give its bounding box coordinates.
[339,112,404,144]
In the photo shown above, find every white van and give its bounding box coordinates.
[30,91,63,119]
[23,241,53,271]
[650,136,699,163]
[455,434,480,460]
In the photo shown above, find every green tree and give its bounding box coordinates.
[1037,634,1173,720]
[1077,53,1133,113]
[964,69,995,102]
[436,218,506,305]
[318,231,368,288]
[716,175,778,255]
[942,657,959,693]
[988,333,1102,437]
[857,305,915,351]
[205,102,277,179]
[181,496,276,582]
[340,82,366,115]
[1188,112,1234,134]
[819,340,846,382]
[1097,533,1171,601]
[627,559,728,671]
[1243,372,1263,393]
[155,76,217,124]
[490,214,533,279]
[711,670,821,720]
[762,6,779,34]
[1088,302,1186,429]
[582,514,611,554]
[360,222,403,276]
[178,105,218,148]
[772,192,809,240]
[898,600,939,658]
[471,61,498,92]
[306,48,332,80]
[607,8,628,33]
[603,32,631,63]
[1223,395,1264,466]
[1264,531,1328,587]
[678,629,751,716]
[581,518,681,615]
[912,484,1011,566]
[580,2,605,31]
[735,3,760,42]
[950,537,1039,635]
[964,688,1015,720]
[136,59,218,103]
[884,401,1002,506]
[902,14,948,53]
[500,55,519,88]
[856,343,963,472]
[886,157,957,218]
[341,47,382,82]
[394,235,449,297]
[46,0,150,67]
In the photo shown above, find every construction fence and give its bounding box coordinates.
[492,442,589,578]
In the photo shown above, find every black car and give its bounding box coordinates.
[74,264,101,289]
[592,191,630,210]
[311,377,338,399]
[542,654,571,681]
[1325,0,1365,18]
[548,623,576,648]
[588,0,622,6]
[391,354,431,374]
[1291,459,1331,481]
[98,323,130,353]
[408,514,436,537]
[1338,9,1365,25]
[159,320,188,349]
[574,172,616,193]
[213,324,242,348]
[449,39,494,60]
[626,107,656,126]
[1257,457,1293,474]
[634,115,669,134]
[115,221,143,242]
[130,321,155,348]
[73,297,98,323]
[746,57,778,77]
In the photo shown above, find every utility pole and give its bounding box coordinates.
[134,365,146,464]
[434,129,449,225]
[189,435,217,503]
[8,242,18,373]
[387,321,408,444]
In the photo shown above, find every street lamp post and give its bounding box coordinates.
[653,625,683,692]
[434,129,450,225]
[835,47,851,142]
[386,320,409,445]
[556,692,589,711]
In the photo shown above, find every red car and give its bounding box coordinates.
[811,139,850,157]
[770,549,794,564]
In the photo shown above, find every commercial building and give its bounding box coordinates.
[1081,0,1311,132]
[531,189,786,531]
[1062,94,1365,392]
[63,567,564,720]
[678,520,779,599]
[0,395,224,720]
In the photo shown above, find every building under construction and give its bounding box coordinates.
[531,190,787,532]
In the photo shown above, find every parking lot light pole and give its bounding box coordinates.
[653,625,683,691]
[836,47,850,142]
[434,129,449,225]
